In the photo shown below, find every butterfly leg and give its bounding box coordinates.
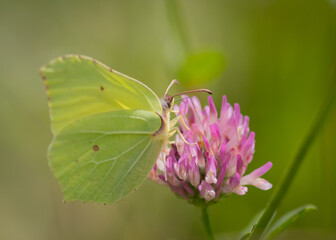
[169,127,196,146]
[170,115,190,130]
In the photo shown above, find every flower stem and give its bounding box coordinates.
[249,81,336,240]
[201,206,216,240]
[165,0,189,53]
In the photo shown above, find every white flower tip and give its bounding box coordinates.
[253,178,272,190]
[233,186,248,195]
[205,172,217,184]
[156,159,164,171]
[204,190,216,201]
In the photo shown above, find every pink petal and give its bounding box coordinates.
[205,155,217,184]
[252,178,272,190]
[182,181,195,196]
[208,96,218,124]
[191,96,204,123]
[233,186,248,195]
[236,154,244,176]
[196,146,205,170]
[218,142,227,167]
[198,180,216,202]
[240,161,272,185]
[174,154,188,181]
[215,153,230,189]
[188,156,200,187]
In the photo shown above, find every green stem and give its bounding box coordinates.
[201,206,216,240]
[249,82,336,240]
[165,0,189,53]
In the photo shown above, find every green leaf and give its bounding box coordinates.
[263,204,317,240]
[238,211,263,240]
[239,210,277,240]
[178,50,226,87]
[240,228,254,240]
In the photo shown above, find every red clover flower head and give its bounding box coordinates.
[149,95,272,204]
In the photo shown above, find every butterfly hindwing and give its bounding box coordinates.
[49,110,163,203]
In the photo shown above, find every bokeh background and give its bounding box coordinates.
[1,0,336,239]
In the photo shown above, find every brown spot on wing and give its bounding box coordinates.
[93,145,100,151]
[100,86,104,91]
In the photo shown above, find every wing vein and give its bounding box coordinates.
[89,137,150,201]
[107,139,152,199]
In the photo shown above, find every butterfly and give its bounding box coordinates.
[40,54,211,204]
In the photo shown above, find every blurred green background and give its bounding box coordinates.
[1,0,336,239]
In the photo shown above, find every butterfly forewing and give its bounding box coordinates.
[41,55,162,135]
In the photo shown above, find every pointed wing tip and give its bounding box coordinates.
[39,54,95,78]
[40,54,84,68]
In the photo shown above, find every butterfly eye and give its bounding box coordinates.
[160,99,171,110]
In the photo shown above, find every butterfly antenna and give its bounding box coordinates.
[174,96,189,102]
[164,79,180,97]
[170,89,212,98]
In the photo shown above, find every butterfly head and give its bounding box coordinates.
[160,80,212,113]
[161,79,212,117]
[160,95,175,112]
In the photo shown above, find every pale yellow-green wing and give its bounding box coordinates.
[49,110,163,204]
[40,54,162,135]
[40,55,165,203]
